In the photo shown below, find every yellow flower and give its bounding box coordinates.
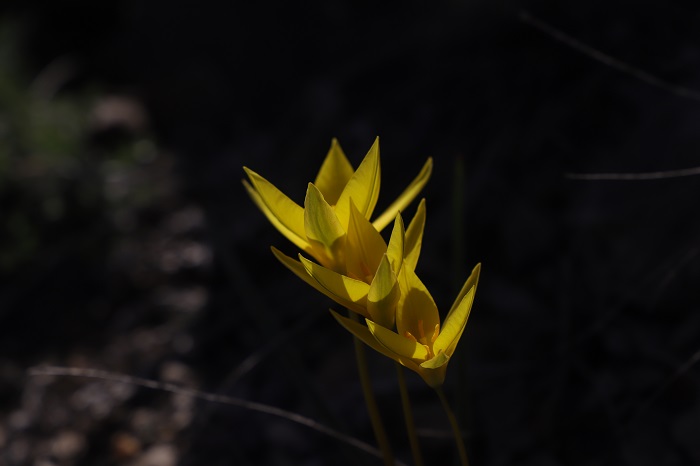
[243,137,432,272]
[331,263,481,388]
[273,200,426,329]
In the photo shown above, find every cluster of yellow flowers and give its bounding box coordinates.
[243,138,480,388]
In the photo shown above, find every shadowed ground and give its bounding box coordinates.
[1,1,700,465]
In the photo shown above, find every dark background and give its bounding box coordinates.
[2,1,700,465]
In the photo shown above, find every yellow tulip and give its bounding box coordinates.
[331,263,481,388]
[243,137,432,271]
[273,200,426,329]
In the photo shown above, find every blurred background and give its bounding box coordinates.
[2,1,700,465]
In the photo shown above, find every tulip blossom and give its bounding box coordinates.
[332,263,481,388]
[243,137,432,272]
[273,200,426,329]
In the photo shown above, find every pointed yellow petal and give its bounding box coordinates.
[366,319,429,360]
[372,157,432,232]
[334,137,381,227]
[386,214,405,275]
[367,255,399,329]
[433,287,475,357]
[396,266,440,340]
[330,310,424,375]
[304,183,346,269]
[447,263,481,317]
[244,180,308,251]
[433,266,479,356]
[243,169,308,251]
[403,199,426,272]
[271,246,344,302]
[299,255,369,317]
[420,352,450,369]
[313,138,354,205]
[330,309,379,346]
[344,200,386,282]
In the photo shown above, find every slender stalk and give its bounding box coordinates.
[349,311,394,466]
[395,363,425,466]
[435,386,470,466]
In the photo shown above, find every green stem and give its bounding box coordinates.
[435,386,470,466]
[349,311,394,466]
[395,363,424,466]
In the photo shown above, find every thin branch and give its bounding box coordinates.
[627,348,700,425]
[226,312,319,387]
[565,165,700,181]
[27,365,408,466]
[519,10,700,103]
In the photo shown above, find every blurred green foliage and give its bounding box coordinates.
[1,23,86,272]
[0,21,160,275]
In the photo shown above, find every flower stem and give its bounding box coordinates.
[349,311,394,466]
[435,386,470,466]
[395,363,424,466]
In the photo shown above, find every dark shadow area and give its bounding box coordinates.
[1,1,700,465]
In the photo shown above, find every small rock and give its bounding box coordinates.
[50,430,85,460]
[112,431,142,460]
[130,444,177,466]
